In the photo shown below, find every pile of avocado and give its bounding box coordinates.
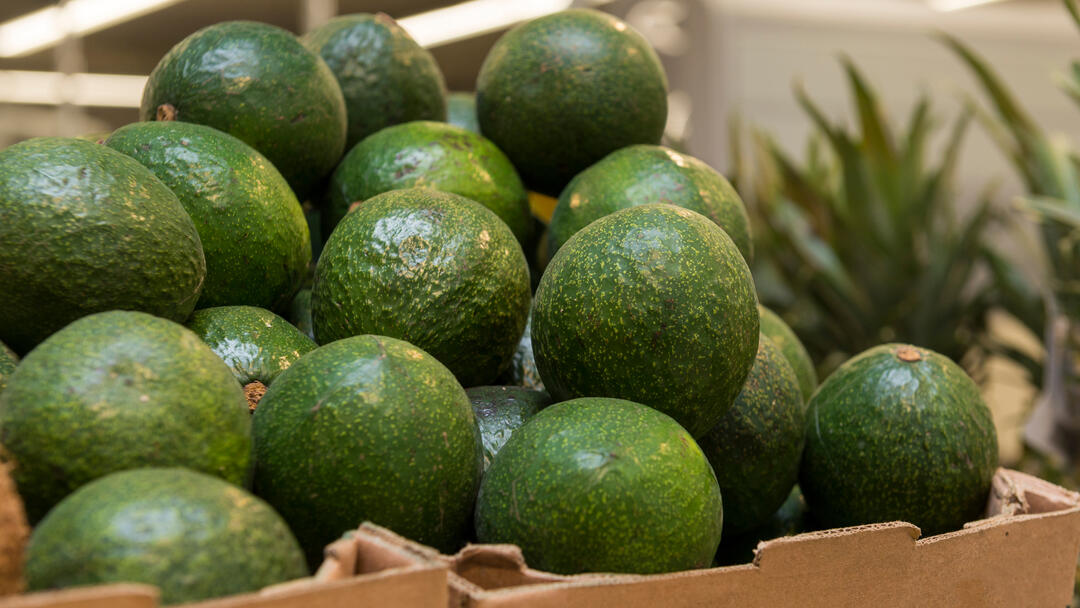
[0,6,999,604]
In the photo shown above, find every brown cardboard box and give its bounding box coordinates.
[0,523,448,608]
[365,468,1080,608]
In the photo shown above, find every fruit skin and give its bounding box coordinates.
[476,9,668,195]
[699,333,805,535]
[714,485,807,566]
[0,343,16,396]
[532,204,759,438]
[302,13,447,151]
[313,188,531,387]
[186,306,316,387]
[799,343,998,536]
[549,145,753,263]
[325,121,532,245]
[465,386,552,470]
[475,397,723,574]
[141,21,347,198]
[495,311,544,391]
[106,121,311,311]
[289,289,315,341]
[0,137,205,355]
[759,306,817,403]
[25,468,307,604]
[447,92,480,134]
[0,311,251,523]
[253,335,483,565]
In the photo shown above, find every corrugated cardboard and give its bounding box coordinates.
[366,468,1080,608]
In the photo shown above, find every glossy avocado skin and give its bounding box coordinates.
[0,311,251,523]
[106,122,311,312]
[186,306,316,387]
[758,306,817,403]
[494,311,544,391]
[303,13,447,151]
[447,92,480,134]
[141,21,347,198]
[475,398,723,574]
[799,343,998,536]
[253,335,483,565]
[549,145,753,263]
[313,188,531,387]
[476,9,668,195]
[26,468,307,604]
[532,204,759,438]
[326,121,532,245]
[0,138,205,355]
[0,343,16,395]
[699,333,805,535]
[465,386,552,470]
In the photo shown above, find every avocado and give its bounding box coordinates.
[476,9,668,195]
[799,343,998,536]
[549,145,753,263]
[447,92,480,134]
[0,343,16,396]
[253,335,482,564]
[494,312,544,391]
[465,386,552,470]
[302,13,447,151]
[0,311,251,523]
[0,464,27,596]
[759,306,817,403]
[699,333,804,535]
[106,121,311,311]
[141,21,347,198]
[475,397,722,574]
[714,485,807,566]
[313,188,531,387]
[325,121,532,245]
[289,289,315,341]
[26,468,307,604]
[186,306,316,410]
[532,204,759,438]
[0,138,205,355]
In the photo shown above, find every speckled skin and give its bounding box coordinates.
[532,204,759,438]
[289,289,315,340]
[495,311,544,390]
[0,138,205,355]
[475,398,723,574]
[0,311,251,523]
[759,306,817,403]
[106,122,311,311]
[253,335,483,565]
[465,386,552,470]
[302,13,447,151]
[799,343,998,536]
[476,9,668,195]
[549,145,753,263]
[26,468,307,604]
[313,188,531,387]
[447,92,480,134]
[141,21,347,198]
[186,306,316,386]
[325,121,532,245]
[0,343,16,396]
[699,333,805,535]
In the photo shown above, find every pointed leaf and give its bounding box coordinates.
[938,33,1038,139]
[841,55,897,165]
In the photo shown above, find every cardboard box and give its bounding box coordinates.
[372,468,1080,607]
[0,523,448,608]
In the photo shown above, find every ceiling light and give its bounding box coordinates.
[0,71,147,107]
[927,0,1008,12]
[400,0,580,48]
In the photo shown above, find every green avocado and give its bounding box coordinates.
[325,121,532,245]
[759,306,817,403]
[302,13,447,151]
[476,9,668,195]
[313,188,531,387]
[186,306,316,390]
[0,137,205,355]
[141,21,347,198]
[0,311,251,523]
[106,121,310,311]
[549,145,753,263]
[253,335,482,565]
[447,92,480,134]
[699,333,805,535]
[475,397,723,574]
[289,289,315,341]
[799,343,998,536]
[495,311,544,391]
[26,468,307,604]
[714,486,807,566]
[465,386,552,470]
[0,343,16,396]
[532,204,759,438]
